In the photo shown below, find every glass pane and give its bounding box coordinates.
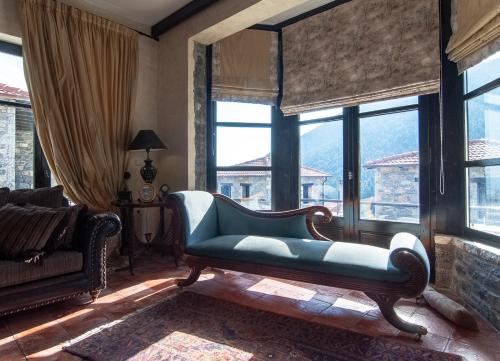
[216,127,271,167]
[217,171,271,210]
[216,101,271,124]
[465,51,500,93]
[468,166,500,236]
[466,86,500,161]
[299,107,342,121]
[0,104,35,189]
[360,110,419,223]
[0,50,34,189]
[359,96,418,113]
[300,121,343,217]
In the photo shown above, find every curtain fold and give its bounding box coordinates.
[281,0,440,115]
[446,0,500,73]
[212,29,278,105]
[19,0,138,210]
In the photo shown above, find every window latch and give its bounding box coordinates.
[348,171,353,181]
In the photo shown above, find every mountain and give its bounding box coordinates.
[300,111,419,199]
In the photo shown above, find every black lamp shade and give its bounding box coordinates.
[128,130,167,151]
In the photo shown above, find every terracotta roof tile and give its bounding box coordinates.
[0,83,30,100]
[365,139,500,168]
[218,155,330,177]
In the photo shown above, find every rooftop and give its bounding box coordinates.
[364,139,500,168]
[218,155,330,177]
[0,83,30,101]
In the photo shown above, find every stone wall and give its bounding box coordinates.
[435,235,499,330]
[193,42,207,190]
[0,105,16,188]
[373,165,419,221]
[0,105,34,190]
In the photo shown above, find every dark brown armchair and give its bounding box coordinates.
[0,211,121,317]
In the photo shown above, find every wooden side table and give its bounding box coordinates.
[112,200,178,275]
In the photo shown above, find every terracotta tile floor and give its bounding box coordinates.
[1,255,498,361]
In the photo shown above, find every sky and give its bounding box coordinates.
[216,102,271,166]
[0,52,28,91]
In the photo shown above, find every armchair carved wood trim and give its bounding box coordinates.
[168,191,431,337]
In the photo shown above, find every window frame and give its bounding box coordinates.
[0,40,51,189]
[463,62,500,245]
[298,111,343,213]
[210,100,273,208]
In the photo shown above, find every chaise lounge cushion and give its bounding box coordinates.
[187,235,410,283]
[0,251,83,288]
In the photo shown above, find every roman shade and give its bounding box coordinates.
[281,0,440,115]
[212,29,279,105]
[446,0,500,73]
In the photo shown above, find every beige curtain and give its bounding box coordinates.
[446,0,500,73]
[281,0,440,115]
[212,29,278,105]
[19,0,138,210]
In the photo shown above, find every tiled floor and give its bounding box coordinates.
[0,255,498,361]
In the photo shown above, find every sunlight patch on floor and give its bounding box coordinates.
[199,273,215,281]
[332,298,377,313]
[151,331,254,360]
[247,278,316,301]
[133,284,178,303]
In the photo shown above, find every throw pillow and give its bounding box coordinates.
[25,204,88,251]
[0,204,66,259]
[7,185,65,208]
[0,187,9,207]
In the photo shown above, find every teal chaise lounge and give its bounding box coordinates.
[168,191,430,337]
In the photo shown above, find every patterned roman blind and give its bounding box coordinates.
[212,29,279,105]
[446,0,500,73]
[281,0,440,115]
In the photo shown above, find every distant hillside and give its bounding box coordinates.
[301,111,419,199]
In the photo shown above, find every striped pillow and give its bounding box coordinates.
[0,204,66,259]
[25,204,87,251]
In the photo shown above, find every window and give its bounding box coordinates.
[241,183,251,198]
[215,101,272,210]
[220,183,232,197]
[359,96,420,223]
[0,41,35,189]
[302,183,313,204]
[299,108,343,216]
[464,51,500,237]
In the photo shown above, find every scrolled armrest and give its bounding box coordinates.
[389,232,430,295]
[80,211,121,290]
[84,211,122,239]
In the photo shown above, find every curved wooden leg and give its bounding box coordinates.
[177,265,204,288]
[90,290,101,302]
[366,293,427,337]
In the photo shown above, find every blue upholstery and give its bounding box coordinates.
[187,235,409,283]
[215,198,313,239]
[171,191,429,285]
[169,191,218,247]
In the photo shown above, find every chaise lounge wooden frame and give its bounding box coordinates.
[168,192,429,337]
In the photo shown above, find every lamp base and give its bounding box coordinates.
[140,158,157,184]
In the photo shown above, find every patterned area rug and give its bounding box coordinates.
[65,291,461,361]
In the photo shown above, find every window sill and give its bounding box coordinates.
[435,234,500,263]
